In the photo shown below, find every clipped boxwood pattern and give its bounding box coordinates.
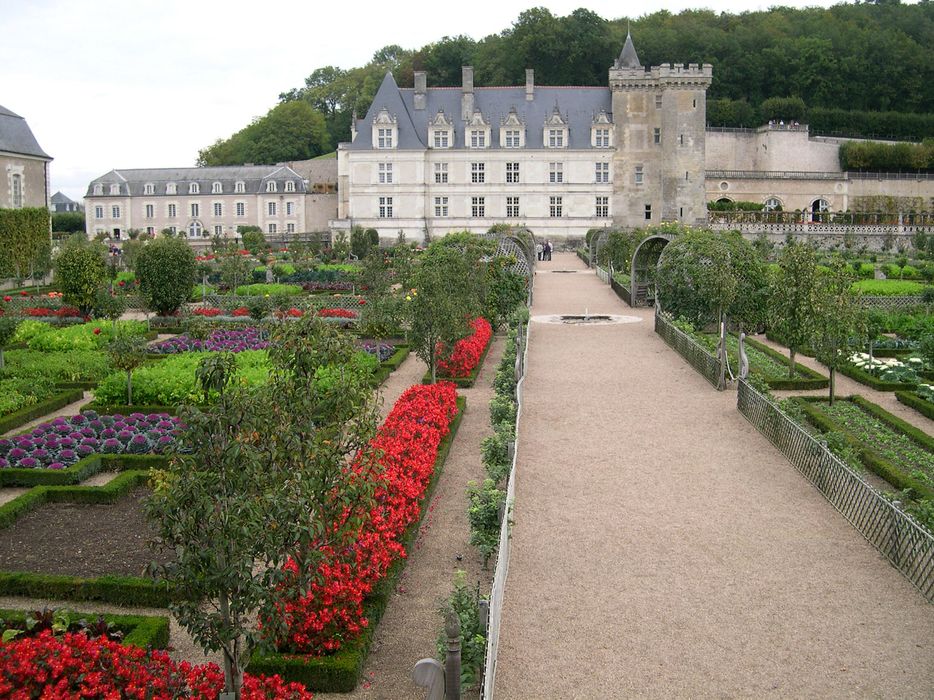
[0,608,170,649]
[838,362,917,392]
[896,391,934,421]
[248,396,467,692]
[744,336,829,390]
[0,389,83,435]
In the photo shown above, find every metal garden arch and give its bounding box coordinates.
[629,233,677,307]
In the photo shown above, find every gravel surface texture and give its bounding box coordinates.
[494,252,934,699]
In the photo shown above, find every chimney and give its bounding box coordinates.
[414,71,427,110]
[461,66,474,121]
[526,69,534,101]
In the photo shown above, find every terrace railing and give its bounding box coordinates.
[737,379,934,603]
[654,310,725,390]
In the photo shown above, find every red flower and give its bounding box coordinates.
[358,299,366,306]
[93,327,102,335]
[2,296,10,303]
[232,306,250,317]
[118,280,126,287]
[317,308,357,319]
[19,291,28,297]
[192,307,222,317]
[436,317,492,378]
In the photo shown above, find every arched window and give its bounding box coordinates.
[188,221,203,237]
[764,197,782,212]
[11,174,23,208]
[144,183,154,195]
[166,182,177,195]
[811,198,830,223]
[212,182,222,194]
[109,184,120,195]
[93,184,103,196]
[189,182,200,194]
[266,181,277,193]
[235,181,245,193]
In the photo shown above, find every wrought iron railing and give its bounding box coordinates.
[737,379,934,603]
[654,311,724,390]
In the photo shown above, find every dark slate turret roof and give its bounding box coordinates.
[616,33,641,69]
[0,104,51,159]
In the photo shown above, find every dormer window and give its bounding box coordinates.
[372,108,398,150]
[470,131,486,148]
[466,111,491,150]
[212,182,222,194]
[433,130,450,148]
[143,183,154,195]
[285,180,295,192]
[429,109,453,150]
[591,110,614,148]
[377,128,393,148]
[499,108,526,149]
[548,129,564,148]
[266,181,277,193]
[189,182,200,194]
[235,181,245,193]
[544,106,569,149]
[93,184,103,196]
[166,183,177,195]
[109,184,120,195]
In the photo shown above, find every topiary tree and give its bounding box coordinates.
[219,253,252,291]
[813,257,865,404]
[135,237,197,316]
[0,317,21,369]
[239,226,266,255]
[93,286,127,330]
[54,239,108,315]
[769,241,822,377]
[106,334,147,405]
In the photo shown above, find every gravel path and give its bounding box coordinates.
[494,252,934,699]
[3,391,93,438]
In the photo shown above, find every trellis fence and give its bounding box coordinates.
[595,265,610,284]
[737,379,934,603]
[860,295,928,312]
[481,317,531,699]
[654,311,724,390]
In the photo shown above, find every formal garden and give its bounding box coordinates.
[0,226,530,697]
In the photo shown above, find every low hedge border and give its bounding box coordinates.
[0,607,170,649]
[0,453,166,488]
[610,277,632,306]
[576,249,591,266]
[55,380,98,390]
[83,403,179,416]
[838,362,917,392]
[422,336,493,388]
[849,395,934,453]
[764,331,815,358]
[896,391,934,421]
[371,345,410,386]
[0,389,84,435]
[793,396,934,500]
[248,395,467,692]
[744,337,829,390]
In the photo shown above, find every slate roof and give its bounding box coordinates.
[0,104,51,159]
[51,191,76,205]
[85,165,307,197]
[616,33,641,69]
[349,72,612,151]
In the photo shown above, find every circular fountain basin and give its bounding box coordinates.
[532,314,643,326]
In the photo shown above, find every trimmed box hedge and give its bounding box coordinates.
[744,337,829,390]
[371,345,410,386]
[422,337,493,388]
[838,362,917,392]
[83,403,179,416]
[247,396,467,693]
[0,389,84,435]
[793,396,934,500]
[0,607,170,649]
[0,453,167,488]
[0,572,173,608]
[896,391,934,421]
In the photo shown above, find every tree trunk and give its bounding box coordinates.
[789,348,797,378]
[127,371,133,405]
[218,591,243,698]
[0,348,4,370]
[829,367,836,406]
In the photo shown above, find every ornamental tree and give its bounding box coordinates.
[54,238,108,314]
[106,333,147,404]
[135,237,197,316]
[813,257,865,405]
[769,241,822,377]
[148,316,380,698]
[656,229,738,326]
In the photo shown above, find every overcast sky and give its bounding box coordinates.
[4,0,854,203]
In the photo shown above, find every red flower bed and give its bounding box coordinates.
[283,382,459,654]
[436,317,493,378]
[23,306,81,318]
[232,306,250,317]
[316,308,357,319]
[0,630,312,699]
[192,307,222,317]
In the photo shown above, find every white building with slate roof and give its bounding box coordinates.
[334,34,712,239]
[0,105,52,211]
[84,164,312,240]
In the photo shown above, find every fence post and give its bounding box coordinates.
[890,501,902,567]
[444,610,461,700]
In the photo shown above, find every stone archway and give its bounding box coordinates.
[630,233,676,306]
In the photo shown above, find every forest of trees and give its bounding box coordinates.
[199,2,934,166]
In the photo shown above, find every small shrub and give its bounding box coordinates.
[437,572,487,693]
[467,479,506,567]
[234,283,303,296]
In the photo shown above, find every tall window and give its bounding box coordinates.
[679,134,684,145]
[189,221,202,237]
[235,181,245,193]
[596,196,609,218]
[378,196,393,218]
[506,197,520,218]
[471,196,485,218]
[168,204,177,218]
[548,129,564,148]
[212,182,222,194]
[146,226,155,236]
[655,94,662,108]
[634,166,644,185]
[166,183,177,195]
[653,128,661,144]
[378,162,393,184]
[505,130,521,148]
[112,205,121,219]
[470,130,486,148]
[644,203,652,220]
[110,184,120,195]
[266,181,277,193]
[214,225,223,236]
[267,202,277,216]
[377,128,393,148]
[434,163,448,184]
[549,196,562,218]
[189,183,200,194]
[95,205,104,219]
[268,223,277,234]
[145,204,154,218]
[506,162,520,184]
[764,197,782,212]
[434,196,448,217]
[94,184,103,196]
[144,183,154,195]
[433,130,449,148]
[471,162,485,184]
[190,203,199,217]
[213,202,223,217]
[285,180,295,192]
[595,162,609,184]
[549,162,563,184]
[287,223,295,233]
[286,202,294,216]
[594,128,610,147]
[236,202,245,217]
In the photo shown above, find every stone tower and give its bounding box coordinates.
[609,34,712,228]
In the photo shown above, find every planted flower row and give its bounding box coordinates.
[0,630,312,699]
[283,381,459,654]
[191,306,359,320]
[0,411,181,470]
[437,317,493,379]
[849,352,925,383]
[149,328,270,354]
